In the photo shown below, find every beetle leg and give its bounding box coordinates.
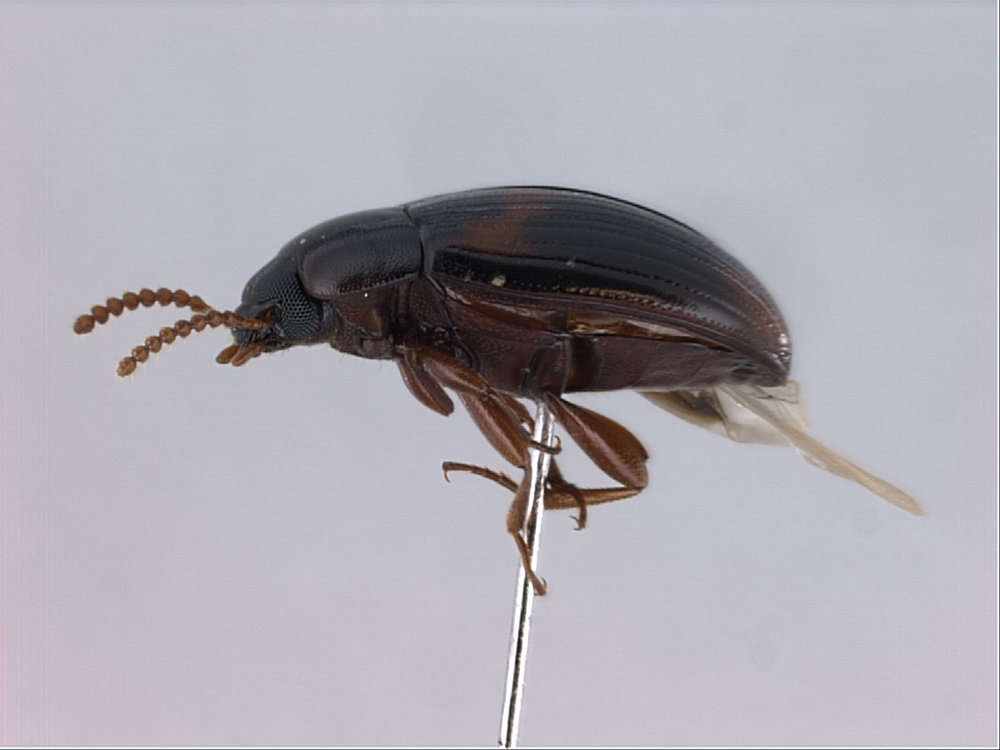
[506,473,548,595]
[415,347,495,392]
[545,461,587,529]
[413,362,546,592]
[442,461,519,491]
[444,457,548,595]
[414,348,542,461]
[416,350,617,593]
[543,480,641,518]
[457,392,533,469]
[542,394,650,491]
[499,393,533,428]
[443,459,641,530]
[440,386,646,537]
[396,356,454,416]
[539,459,642,528]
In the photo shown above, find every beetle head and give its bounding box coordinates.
[228,255,331,356]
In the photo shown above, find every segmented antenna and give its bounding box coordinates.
[73,288,209,334]
[74,287,269,377]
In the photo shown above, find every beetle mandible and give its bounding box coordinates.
[74,186,922,594]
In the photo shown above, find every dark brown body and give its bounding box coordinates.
[230,187,799,593]
[83,187,797,595]
[75,188,922,595]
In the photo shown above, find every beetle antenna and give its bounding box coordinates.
[115,310,269,377]
[73,288,212,335]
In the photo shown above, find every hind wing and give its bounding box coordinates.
[641,382,923,516]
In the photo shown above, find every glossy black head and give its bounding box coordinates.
[232,255,326,352]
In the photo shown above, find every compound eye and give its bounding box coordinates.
[270,277,319,342]
[237,256,321,343]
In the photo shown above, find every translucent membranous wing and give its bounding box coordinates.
[641,383,806,446]
[640,382,923,515]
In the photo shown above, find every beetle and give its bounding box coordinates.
[74,186,922,594]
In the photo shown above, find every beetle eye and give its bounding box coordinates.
[251,268,319,342]
[237,256,321,344]
[269,278,320,342]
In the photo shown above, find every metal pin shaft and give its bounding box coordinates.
[499,401,556,748]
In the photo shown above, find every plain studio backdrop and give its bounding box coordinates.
[1,2,995,746]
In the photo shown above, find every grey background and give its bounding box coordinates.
[1,2,995,746]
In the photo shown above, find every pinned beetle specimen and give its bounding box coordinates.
[74,187,922,593]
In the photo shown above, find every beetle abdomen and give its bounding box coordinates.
[407,187,791,387]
